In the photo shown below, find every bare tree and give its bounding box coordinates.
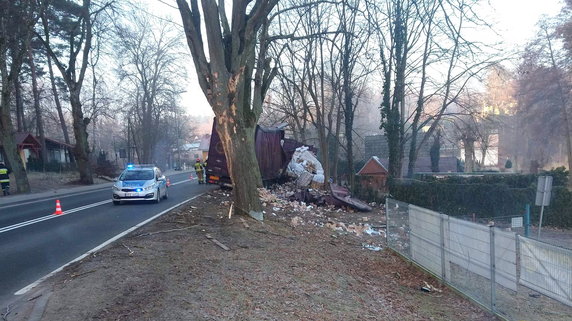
[0,0,36,193]
[177,0,279,220]
[515,21,572,177]
[367,0,499,179]
[26,36,48,168]
[115,9,185,164]
[37,0,114,184]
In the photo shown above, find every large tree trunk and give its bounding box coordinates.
[0,0,32,193]
[430,133,441,172]
[216,112,263,220]
[28,41,47,168]
[463,138,475,173]
[15,76,25,132]
[69,89,93,184]
[1,78,29,192]
[0,106,30,193]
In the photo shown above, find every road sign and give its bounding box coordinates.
[511,217,523,228]
[536,176,553,239]
[535,176,552,206]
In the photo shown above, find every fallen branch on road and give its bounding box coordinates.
[205,234,230,251]
[27,294,43,301]
[121,243,134,256]
[70,270,97,279]
[135,227,192,237]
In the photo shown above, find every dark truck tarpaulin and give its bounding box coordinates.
[206,119,297,187]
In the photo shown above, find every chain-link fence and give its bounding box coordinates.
[386,198,572,321]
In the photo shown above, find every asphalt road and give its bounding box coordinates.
[0,171,215,307]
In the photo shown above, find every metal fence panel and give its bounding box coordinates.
[386,199,572,320]
[409,205,442,277]
[494,229,517,291]
[386,199,411,258]
[519,236,572,307]
[443,216,492,310]
[446,217,491,279]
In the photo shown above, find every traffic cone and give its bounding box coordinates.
[53,200,64,215]
[167,178,171,187]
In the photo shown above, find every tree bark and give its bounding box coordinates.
[37,0,96,184]
[463,137,475,173]
[42,10,74,163]
[177,0,280,220]
[0,0,33,193]
[15,75,25,132]
[216,114,263,218]
[430,133,441,172]
[69,89,93,184]
[47,54,75,164]
[0,99,30,193]
[28,40,47,168]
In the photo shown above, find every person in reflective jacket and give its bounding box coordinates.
[0,162,11,196]
[194,159,204,184]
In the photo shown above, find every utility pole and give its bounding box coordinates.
[127,116,132,163]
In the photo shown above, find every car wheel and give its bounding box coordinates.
[163,187,168,199]
[113,200,121,205]
[155,189,161,203]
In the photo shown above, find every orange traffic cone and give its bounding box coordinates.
[167,178,171,187]
[53,199,64,215]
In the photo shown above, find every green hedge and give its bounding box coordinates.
[390,167,572,228]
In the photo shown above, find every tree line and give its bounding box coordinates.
[2,0,570,218]
[0,0,195,193]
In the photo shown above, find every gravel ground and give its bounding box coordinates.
[8,188,497,321]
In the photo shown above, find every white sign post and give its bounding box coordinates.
[536,176,553,239]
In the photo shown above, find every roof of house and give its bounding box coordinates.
[181,142,200,151]
[45,137,73,148]
[0,132,42,149]
[357,156,388,176]
[15,132,42,147]
[374,156,459,176]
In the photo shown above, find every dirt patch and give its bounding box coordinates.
[8,172,108,194]
[12,189,496,321]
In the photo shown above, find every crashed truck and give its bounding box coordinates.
[206,119,372,212]
[206,119,312,187]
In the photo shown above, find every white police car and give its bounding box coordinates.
[112,164,168,205]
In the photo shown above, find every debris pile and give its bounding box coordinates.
[257,182,386,247]
[287,146,325,186]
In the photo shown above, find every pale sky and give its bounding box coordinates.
[487,0,564,46]
[146,0,566,117]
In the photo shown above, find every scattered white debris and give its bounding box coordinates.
[362,244,382,251]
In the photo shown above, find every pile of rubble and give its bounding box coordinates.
[258,183,386,248]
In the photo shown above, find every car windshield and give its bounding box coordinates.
[120,170,154,181]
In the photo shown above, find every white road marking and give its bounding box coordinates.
[0,200,110,234]
[0,177,193,209]
[171,179,191,186]
[0,179,193,234]
[14,193,204,296]
[0,188,110,209]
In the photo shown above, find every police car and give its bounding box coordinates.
[112,164,168,205]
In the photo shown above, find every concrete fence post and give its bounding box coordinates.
[440,214,446,281]
[489,225,496,313]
